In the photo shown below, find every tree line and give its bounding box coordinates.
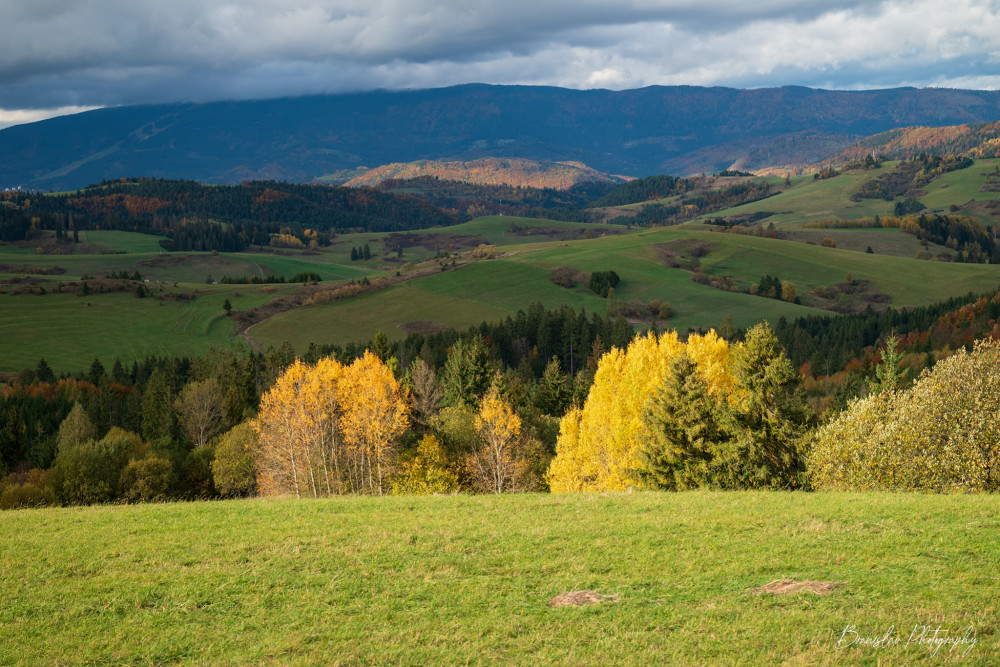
[5,287,1000,508]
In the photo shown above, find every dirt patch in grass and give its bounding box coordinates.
[807,278,892,313]
[139,255,187,268]
[750,579,842,596]
[548,590,621,608]
[653,239,716,268]
[509,225,621,241]
[550,266,589,288]
[398,319,451,335]
[380,232,491,254]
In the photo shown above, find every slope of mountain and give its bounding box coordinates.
[339,158,628,189]
[816,121,1000,167]
[3,84,1000,191]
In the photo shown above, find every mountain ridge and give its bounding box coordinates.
[3,84,1000,191]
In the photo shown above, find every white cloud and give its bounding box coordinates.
[0,0,998,126]
[0,105,101,130]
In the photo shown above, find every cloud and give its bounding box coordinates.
[0,0,998,124]
[0,106,102,131]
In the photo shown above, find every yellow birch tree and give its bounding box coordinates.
[469,384,523,493]
[254,360,312,497]
[339,351,410,495]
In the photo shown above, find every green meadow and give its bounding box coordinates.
[0,492,995,665]
[5,160,1000,371]
[0,288,274,373]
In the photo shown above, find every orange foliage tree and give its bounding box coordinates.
[338,352,410,496]
[254,352,409,497]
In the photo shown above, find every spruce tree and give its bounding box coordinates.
[715,322,811,489]
[638,353,720,490]
[534,357,572,416]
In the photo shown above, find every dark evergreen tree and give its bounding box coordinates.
[714,323,812,489]
[534,357,572,416]
[441,335,495,406]
[638,353,721,490]
[35,359,56,384]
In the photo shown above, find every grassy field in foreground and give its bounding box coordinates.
[1,492,996,665]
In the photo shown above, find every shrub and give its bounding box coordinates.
[120,456,173,502]
[0,483,56,510]
[51,428,144,505]
[212,422,259,497]
[810,339,1000,492]
[588,270,620,297]
[470,244,497,259]
[391,435,459,495]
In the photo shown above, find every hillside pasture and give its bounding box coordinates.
[918,158,1000,212]
[0,288,275,373]
[693,167,899,228]
[0,492,995,665]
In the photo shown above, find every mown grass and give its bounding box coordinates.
[0,492,996,665]
[0,288,274,373]
[919,159,1000,211]
[249,282,514,348]
[704,167,900,227]
[77,230,167,253]
[252,223,1000,353]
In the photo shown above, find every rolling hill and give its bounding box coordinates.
[4,85,1000,191]
[340,158,628,189]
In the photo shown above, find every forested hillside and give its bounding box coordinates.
[4,85,1000,191]
[0,179,458,250]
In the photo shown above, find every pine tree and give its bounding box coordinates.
[371,330,392,363]
[441,335,494,406]
[362,244,371,260]
[350,247,358,261]
[141,368,175,442]
[870,333,908,394]
[87,358,105,385]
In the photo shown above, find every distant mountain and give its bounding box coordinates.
[339,158,628,190]
[3,84,1000,191]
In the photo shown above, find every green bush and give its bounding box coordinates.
[810,339,1000,492]
[211,423,259,497]
[51,428,144,505]
[120,456,173,502]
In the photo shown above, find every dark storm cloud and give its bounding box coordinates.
[1,0,999,128]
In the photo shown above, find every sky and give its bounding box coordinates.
[2,0,1000,129]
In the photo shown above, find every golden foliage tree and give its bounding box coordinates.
[254,353,409,497]
[255,360,312,497]
[546,330,732,493]
[339,351,410,495]
[468,384,524,493]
